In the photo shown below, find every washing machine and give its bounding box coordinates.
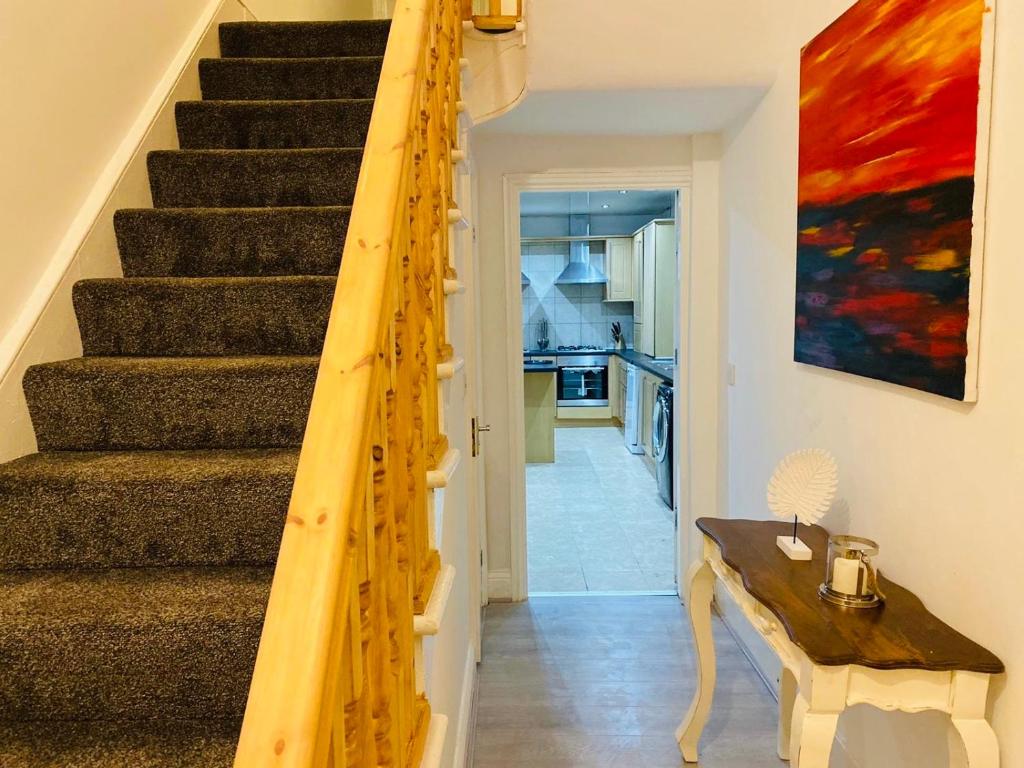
[652,383,673,509]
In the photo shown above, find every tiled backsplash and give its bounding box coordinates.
[521,242,633,350]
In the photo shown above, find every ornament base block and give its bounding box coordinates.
[777,536,812,561]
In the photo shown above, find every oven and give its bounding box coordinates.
[556,355,609,407]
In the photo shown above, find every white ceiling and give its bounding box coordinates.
[520,190,675,217]
[523,0,811,93]
[475,87,767,136]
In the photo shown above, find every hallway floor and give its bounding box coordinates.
[527,427,675,593]
[470,596,782,767]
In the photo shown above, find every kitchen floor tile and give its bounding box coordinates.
[582,569,651,592]
[528,427,676,594]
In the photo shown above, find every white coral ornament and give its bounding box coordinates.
[767,449,838,525]
[767,449,838,560]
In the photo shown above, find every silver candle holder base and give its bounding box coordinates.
[818,534,884,609]
[818,582,882,608]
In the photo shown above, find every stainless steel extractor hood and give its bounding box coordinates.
[554,214,607,285]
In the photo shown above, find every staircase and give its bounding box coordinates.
[0,19,391,766]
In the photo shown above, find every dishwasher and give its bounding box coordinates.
[623,363,644,454]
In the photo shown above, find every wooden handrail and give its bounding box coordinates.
[233,0,462,765]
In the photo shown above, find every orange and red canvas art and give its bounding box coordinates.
[795,0,994,401]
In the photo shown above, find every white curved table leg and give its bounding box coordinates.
[676,559,717,763]
[778,666,798,760]
[792,706,839,768]
[949,672,1000,767]
[952,718,1000,767]
[789,690,808,765]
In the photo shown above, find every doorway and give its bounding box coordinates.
[503,170,693,600]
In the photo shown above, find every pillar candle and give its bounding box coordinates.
[832,557,861,595]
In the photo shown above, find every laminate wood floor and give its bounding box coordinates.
[470,596,782,768]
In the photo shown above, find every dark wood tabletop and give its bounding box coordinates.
[697,518,1004,674]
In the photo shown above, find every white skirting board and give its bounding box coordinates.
[451,644,478,768]
[486,569,512,601]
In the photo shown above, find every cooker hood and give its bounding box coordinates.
[554,214,607,285]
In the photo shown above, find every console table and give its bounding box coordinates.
[678,518,1004,767]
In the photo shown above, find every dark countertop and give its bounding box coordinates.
[523,362,557,373]
[523,348,673,383]
[615,349,674,382]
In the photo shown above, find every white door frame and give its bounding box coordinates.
[502,166,697,602]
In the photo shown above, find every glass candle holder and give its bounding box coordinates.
[818,535,884,608]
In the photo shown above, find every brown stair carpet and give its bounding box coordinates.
[0,18,389,767]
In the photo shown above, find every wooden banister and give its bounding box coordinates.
[233,1,462,765]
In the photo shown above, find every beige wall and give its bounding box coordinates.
[472,133,697,589]
[244,0,379,20]
[0,0,252,463]
[0,0,213,367]
[525,0,792,92]
[721,0,1022,765]
[419,127,480,765]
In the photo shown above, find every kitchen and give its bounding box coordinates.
[520,190,679,595]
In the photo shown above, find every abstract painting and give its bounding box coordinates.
[795,0,995,401]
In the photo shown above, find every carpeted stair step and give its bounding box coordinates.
[0,449,296,570]
[219,20,390,58]
[0,720,238,768]
[0,566,270,721]
[199,57,382,101]
[114,207,349,277]
[148,148,362,207]
[74,276,334,356]
[176,99,373,149]
[24,356,318,451]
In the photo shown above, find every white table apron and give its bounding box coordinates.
[676,534,1001,767]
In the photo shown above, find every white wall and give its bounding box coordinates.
[0,0,212,366]
[721,0,1023,765]
[0,0,253,463]
[473,133,696,591]
[426,371,476,767]
[244,0,379,20]
[525,0,788,92]
[419,86,482,768]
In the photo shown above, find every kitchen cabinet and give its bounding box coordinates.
[604,237,634,302]
[524,371,556,463]
[636,220,676,359]
[608,359,618,419]
[631,229,644,327]
[609,357,627,425]
[556,406,611,420]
